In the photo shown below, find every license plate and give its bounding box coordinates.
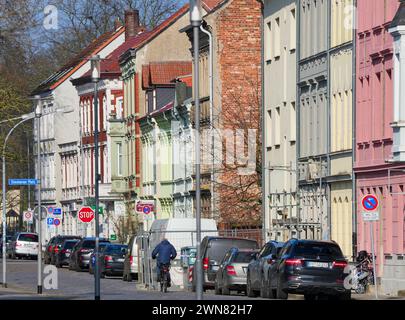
[211,265,219,271]
[117,258,124,262]
[66,253,70,257]
[307,262,329,268]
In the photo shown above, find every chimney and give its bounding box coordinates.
[125,10,141,39]
[114,18,123,31]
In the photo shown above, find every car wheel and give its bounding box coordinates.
[339,291,351,301]
[246,276,257,298]
[276,277,288,300]
[214,280,222,295]
[267,275,276,299]
[260,276,269,299]
[304,294,317,300]
[122,274,127,281]
[222,283,230,295]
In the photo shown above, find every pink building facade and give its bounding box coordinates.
[355,0,405,293]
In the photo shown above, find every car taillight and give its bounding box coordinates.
[226,265,237,276]
[48,245,53,252]
[203,258,209,270]
[130,256,133,265]
[332,261,348,268]
[104,255,112,262]
[54,247,59,253]
[285,259,302,267]
[16,242,22,247]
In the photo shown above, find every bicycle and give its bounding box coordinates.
[159,263,171,293]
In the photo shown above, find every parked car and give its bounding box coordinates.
[88,242,109,274]
[49,235,82,265]
[122,235,140,282]
[44,236,58,264]
[8,232,39,260]
[93,244,128,278]
[246,240,284,298]
[192,236,259,291]
[55,239,80,268]
[265,239,351,300]
[215,248,258,295]
[0,235,13,255]
[68,237,110,271]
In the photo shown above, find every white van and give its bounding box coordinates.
[148,218,218,287]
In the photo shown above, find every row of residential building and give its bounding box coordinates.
[30,0,405,295]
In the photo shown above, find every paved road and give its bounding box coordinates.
[0,258,267,300]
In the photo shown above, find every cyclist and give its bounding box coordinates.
[151,239,177,287]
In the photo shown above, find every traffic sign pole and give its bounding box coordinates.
[361,195,379,300]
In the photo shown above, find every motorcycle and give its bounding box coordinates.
[351,251,375,294]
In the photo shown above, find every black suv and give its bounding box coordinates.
[267,239,351,300]
[69,237,110,271]
[45,235,81,264]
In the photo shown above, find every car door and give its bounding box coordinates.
[269,243,291,289]
[218,251,231,288]
[252,244,269,288]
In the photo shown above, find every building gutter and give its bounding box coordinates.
[326,0,332,241]
[296,0,301,239]
[352,0,358,260]
[199,23,215,221]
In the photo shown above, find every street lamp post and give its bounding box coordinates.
[34,95,43,294]
[2,112,35,288]
[91,55,101,301]
[190,0,203,300]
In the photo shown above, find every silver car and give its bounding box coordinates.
[8,232,39,260]
[215,248,258,295]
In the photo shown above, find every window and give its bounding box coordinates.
[290,102,296,142]
[265,21,272,61]
[274,17,281,58]
[275,107,281,146]
[290,8,296,51]
[116,98,123,119]
[117,143,123,176]
[267,110,272,147]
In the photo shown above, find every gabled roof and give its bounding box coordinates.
[202,0,226,12]
[142,61,192,88]
[31,27,125,95]
[72,30,152,86]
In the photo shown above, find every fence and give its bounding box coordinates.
[137,228,263,290]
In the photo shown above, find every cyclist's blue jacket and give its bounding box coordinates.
[152,240,177,264]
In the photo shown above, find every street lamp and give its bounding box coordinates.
[190,0,203,301]
[90,55,101,301]
[34,95,43,294]
[2,112,35,288]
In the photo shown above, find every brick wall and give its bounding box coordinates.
[215,0,262,228]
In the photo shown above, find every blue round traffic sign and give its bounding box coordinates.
[143,206,151,214]
[48,207,54,214]
[54,218,61,226]
[362,195,379,211]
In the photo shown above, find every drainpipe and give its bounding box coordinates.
[257,0,266,242]
[326,0,332,241]
[296,0,301,239]
[352,0,358,261]
[199,23,215,220]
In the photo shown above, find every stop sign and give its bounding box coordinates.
[78,206,95,223]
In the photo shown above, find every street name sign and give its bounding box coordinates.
[8,179,39,186]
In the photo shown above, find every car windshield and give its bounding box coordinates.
[82,240,109,249]
[293,243,344,259]
[105,245,128,254]
[64,241,79,249]
[18,234,38,242]
[207,239,258,262]
[233,251,256,263]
